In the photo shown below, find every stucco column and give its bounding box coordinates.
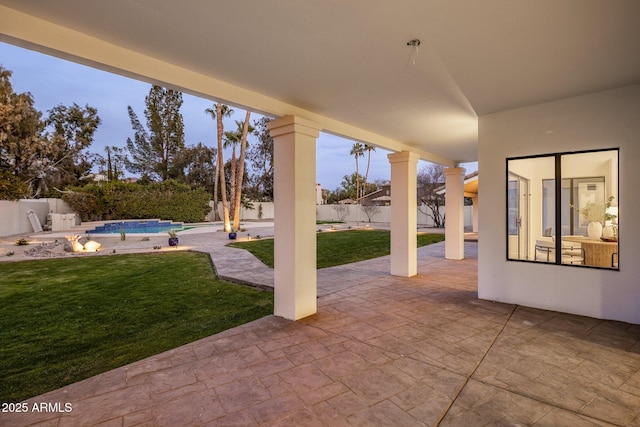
[388,151,419,277]
[268,116,321,320]
[444,167,466,259]
[471,196,479,233]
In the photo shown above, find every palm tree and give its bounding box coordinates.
[363,144,376,198]
[223,126,240,220]
[233,111,252,231]
[216,103,232,231]
[224,115,254,228]
[350,143,365,202]
[205,103,233,222]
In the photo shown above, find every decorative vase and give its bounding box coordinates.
[587,221,602,239]
[228,232,237,240]
[168,237,179,247]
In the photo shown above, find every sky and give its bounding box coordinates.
[0,42,476,190]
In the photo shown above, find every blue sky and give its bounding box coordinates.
[0,42,475,190]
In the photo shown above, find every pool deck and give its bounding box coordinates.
[0,221,277,263]
[1,224,639,426]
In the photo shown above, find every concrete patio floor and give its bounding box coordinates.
[1,237,639,426]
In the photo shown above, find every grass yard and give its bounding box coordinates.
[229,229,445,269]
[0,252,273,403]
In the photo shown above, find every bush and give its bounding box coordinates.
[0,171,31,200]
[63,180,211,222]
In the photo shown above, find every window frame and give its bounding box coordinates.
[506,148,619,269]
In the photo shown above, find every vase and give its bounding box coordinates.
[587,221,602,239]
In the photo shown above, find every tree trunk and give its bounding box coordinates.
[229,148,237,222]
[216,103,231,231]
[233,111,251,230]
[364,147,372,197]
[212,157,220,221]
[355,156,360,203]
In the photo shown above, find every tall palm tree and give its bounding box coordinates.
[233,111,252,231]
[216,103,233,231]
[350,142,365,202]
[363,144,376,197]
[223,126,240,219]
[224,116,254,226]
[205,103,233,223]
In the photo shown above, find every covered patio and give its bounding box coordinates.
[2,241,639,426]
[1,2,639,424]
[1,1,638,323]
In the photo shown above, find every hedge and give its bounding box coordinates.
[63,180,211,223]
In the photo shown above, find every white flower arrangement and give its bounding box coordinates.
[574,196,616,223]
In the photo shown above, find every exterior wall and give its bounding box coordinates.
[0,200,50,237]
[45,198,76,214]
[316,204,473,228]
[478,85,640,324]
[0,199,77,236]
[205,202,275,222]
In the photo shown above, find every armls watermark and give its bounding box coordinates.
[2,402,73,413]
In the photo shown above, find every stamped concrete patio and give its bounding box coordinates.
[1,234,639,426]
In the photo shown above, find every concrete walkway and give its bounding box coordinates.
[183,225,276,290]
[178,223,453,292]
[1,230,639,426]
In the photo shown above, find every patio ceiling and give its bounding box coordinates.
[463,173,479,196]
[1,1,639,165]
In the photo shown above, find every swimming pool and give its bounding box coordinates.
[86,220,184,234]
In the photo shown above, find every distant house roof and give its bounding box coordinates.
[436,171,479,196]
[338,198,355,204]
[357,186,389,205]
[85,173,108,182]
[358,188,384,202]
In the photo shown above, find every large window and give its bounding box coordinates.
[506,149,619,269]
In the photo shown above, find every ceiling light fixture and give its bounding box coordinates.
[406,39,421,66]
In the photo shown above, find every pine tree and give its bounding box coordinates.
[125,85,185,181]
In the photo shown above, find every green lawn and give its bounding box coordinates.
[0,252,273,403]
[229,229,445,269]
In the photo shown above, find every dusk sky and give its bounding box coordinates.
[0,42,475,190]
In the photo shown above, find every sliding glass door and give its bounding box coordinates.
[507,172,529,260]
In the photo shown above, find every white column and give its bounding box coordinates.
[388,151,419,277]
[472,196,479,233]
[268,116,321,320]
[444,167,466,259]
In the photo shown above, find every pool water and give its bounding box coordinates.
[86,220,184,234]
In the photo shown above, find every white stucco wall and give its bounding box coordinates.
[0,199,78,237]
[478,85,640,324]
[315,204,473,228]
[0,200,49,237]
[205,202,275,222]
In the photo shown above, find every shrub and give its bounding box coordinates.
[0,171,31,200]
[63,180,211,222]
[14,238,29,246]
